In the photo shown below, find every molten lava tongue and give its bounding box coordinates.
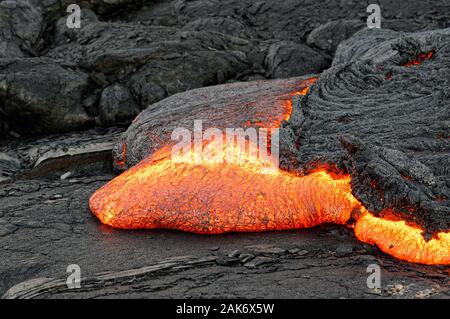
[355,212,450,265]
[90,144,358,234]
[90,143,450,265]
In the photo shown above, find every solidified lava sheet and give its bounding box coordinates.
[90,28,450,265]
[280,28,450,236]
[112,76,317,170]
[4,0,450,300]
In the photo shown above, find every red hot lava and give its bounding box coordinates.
[90,78,450,265]
[403,50,435,67]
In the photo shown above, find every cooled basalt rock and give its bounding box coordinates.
[0,58,94,135]
[0,0,77,59]
[281,28,450,236]
[120,0,448,44]
[0,0,44,58]
[1,0,448,136]
[306,20,365,56]
[111,28,449,238]
[112,75,316,170]
[264,41,329,78]
[45,21,254,105]
[0,127,123,181]
[98,84,140,126]
[46,21,251,80]
[45,18,329,107]
[306,19,442,57]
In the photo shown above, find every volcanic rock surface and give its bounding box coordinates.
[112,75,316,169]
[112,28,450,237]
[281,28,450,236]
[1,0,449,298]
[1,0,448,136]
[1,171,450,298]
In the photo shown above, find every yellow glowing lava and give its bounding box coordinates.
[90,77,450,265]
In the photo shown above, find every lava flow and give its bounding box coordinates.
[403,50,435,67]
[355,212,450,265]
[90,79,450,265]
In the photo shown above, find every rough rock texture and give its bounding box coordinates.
[0,58,94,134]
[1,0,450,299]
[113,28,449,237]
[307,20,365,56]
[306,19,442,57]
[98,84,139,126]
[1,0,448,135]
[280,28,450,236]
[0,127,123,183]
[0,0,76,59]
[264,41,329,78]
[112,75,315,169]
[0,0,45,58]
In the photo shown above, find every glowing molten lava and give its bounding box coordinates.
[90,79,450,265]
[90,143,360,233]
[355,212,450,265]
[403,50,435,67]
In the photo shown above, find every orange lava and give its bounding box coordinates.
[403,50,435,67]
[283,100,293,121]
[116,143,127,167]
[283,77,317,121]
[355,212,450,265]
[90,141,360,233]
[295,86,311,96]
[90,78,450,265]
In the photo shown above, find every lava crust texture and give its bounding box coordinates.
[280,28,450,236]
[91,28,450,265]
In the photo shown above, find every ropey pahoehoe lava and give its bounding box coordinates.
[90,28,450,266]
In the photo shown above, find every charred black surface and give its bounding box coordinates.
[280,28,450,236]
